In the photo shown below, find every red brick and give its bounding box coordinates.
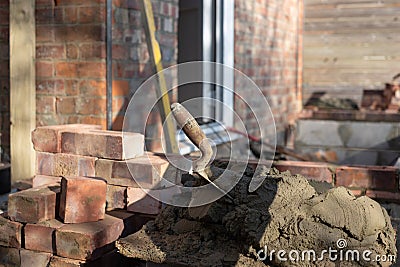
[25,219,64,253]
[36,26,54,43]
[78,6,105,23]
[336,166,398,190]
[36,45,65,59]
[56,97,77,115]
[79,43,106,59]
[79,80,106,96]
[20,249,52,266]
[111,44,128,60]
[32,124,101,153]
[95,154,172,187]
[36,96,56,114]
[366,190,400,203]
[112,80,129,96]
[76,97,106,115]
[0,246,20,266]
[8,185,59,223]
[36,79,65,95]
[55,214,123,260]
[55,62,77,78]
[126,187,161,215]
[49,256,83,267]
[66,44,78,59]
[33,175,62,188]
[77,62,106,78]
[0,214,23,248]
[106,185,126,211]
[80,116,107,129]
[272,161,334,183]
[59,176,107,223]
[54,25,104,42]
[36,152,96,177]
[61,130,144,160]
[63,7,78,24]
[36,61,54,78]
[65,80,79,95]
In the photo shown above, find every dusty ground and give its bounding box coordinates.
[117,164,397,267]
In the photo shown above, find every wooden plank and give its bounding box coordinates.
[303,58,400,69]
[10,0,36,181]
[305,0,400,7]
[303,44,400,57]
[304,33,400,45]
[305,6,400,18]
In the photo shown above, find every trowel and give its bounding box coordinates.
[170,103,233,218]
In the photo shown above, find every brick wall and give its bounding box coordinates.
[0,1,9,161]
[0,0,178,160]
[111,0,178,152]
[234,0,302,144]
[35,0,107,128]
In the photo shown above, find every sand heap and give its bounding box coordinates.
[117,164,396,267]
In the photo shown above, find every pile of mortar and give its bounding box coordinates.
[116,162,396,267]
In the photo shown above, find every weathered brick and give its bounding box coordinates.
[32,124,101,153]
[54,25,104,42]
[36,61,54,78]
[33,175,62,187]
[336,166,398,190]
[20,249,52,267]
[79,43,106,59]
[59,176,107,223]
[80,116,107,129]
[49,256,83,267]
[75,97,106,115]
[8,185,60,223]
[56,97,77,115]
[366,190,400,203]
[25,219,64,253]
[95,153,180,187]
[55,62,77,78]
[36,45,65,59]
[36,79,65,96]
[0,214,23,248]
[106,185,126,211]
[273,161,334,183]
[79,80,106,96]
[61,130,144,160]
[0,246,20,266]
[36,152,96,177]
[126,187,161,215]
[36,95,56,114]
[55,214,124,260]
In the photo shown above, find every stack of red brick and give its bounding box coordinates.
[0,124,177,266]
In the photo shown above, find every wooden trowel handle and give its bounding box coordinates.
[171,103,213,171]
